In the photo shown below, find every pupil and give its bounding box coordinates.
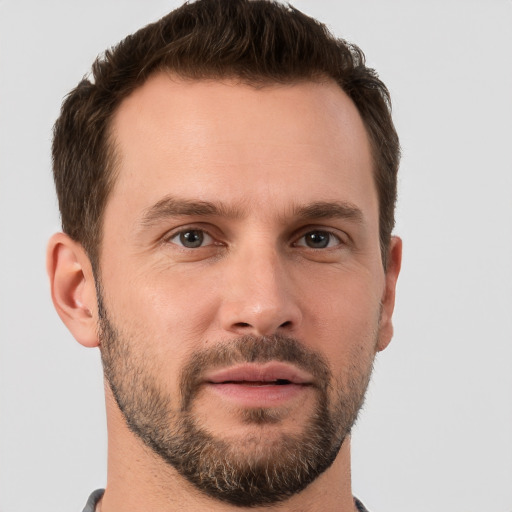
[306,231,329,248]
[180,230,203,248]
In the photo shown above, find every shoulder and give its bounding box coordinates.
[354,496,371,512]
[82,489,105,512]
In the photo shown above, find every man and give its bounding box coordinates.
[47,0,401,510]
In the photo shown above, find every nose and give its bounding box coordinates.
[218,246,302,337]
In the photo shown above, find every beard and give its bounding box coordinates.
[97,288,376,507]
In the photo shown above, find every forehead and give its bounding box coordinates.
[106,73,376,223]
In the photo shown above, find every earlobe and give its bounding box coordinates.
[377,236,402,352]
[46,232,99,348]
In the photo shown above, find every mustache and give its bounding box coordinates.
[179,334,332,411]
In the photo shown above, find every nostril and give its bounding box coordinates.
[227,315,298,336]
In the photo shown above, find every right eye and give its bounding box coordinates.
[168,229,214,248]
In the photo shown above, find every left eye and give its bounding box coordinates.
[169,229,214,248]
[295,230,341,249]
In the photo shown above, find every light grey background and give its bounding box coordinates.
[1,1,511,511]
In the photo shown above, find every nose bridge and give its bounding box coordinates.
[220,240,301,336]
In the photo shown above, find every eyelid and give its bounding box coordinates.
[292,226,348,248]
[160,224,349,250]
[162,225,221,248]
[294,232,341,249]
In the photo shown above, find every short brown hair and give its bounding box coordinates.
[52,0,400,268]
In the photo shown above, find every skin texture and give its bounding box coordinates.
[47,74,402,512]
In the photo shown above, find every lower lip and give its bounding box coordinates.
[206,382,309,407]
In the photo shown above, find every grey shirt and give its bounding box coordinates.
[82,489,370,511]
[82,489,104,512]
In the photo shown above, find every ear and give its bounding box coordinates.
[376,236,402,352]
[46,232,99,348]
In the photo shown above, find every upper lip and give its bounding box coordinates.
[204,362,313,385]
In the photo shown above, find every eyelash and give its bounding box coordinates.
[165,226,346,250]
[293,230,343,249]
[167,228,216,249]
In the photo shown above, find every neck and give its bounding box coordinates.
[100,386,357,512]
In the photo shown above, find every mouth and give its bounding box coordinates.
[205,361,313,385]
[203,363,313,407]
[219,379,294,386]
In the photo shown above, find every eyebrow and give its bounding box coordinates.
[139,196,245,228]
[139,195,364,229]
[293,201,364,223]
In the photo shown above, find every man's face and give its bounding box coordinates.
[97,74,398,505]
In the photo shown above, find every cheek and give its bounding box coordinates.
[297,266,383,368]
[102,262,222,362]
[101,274,223,404]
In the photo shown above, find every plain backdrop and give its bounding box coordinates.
[1,1,511,511]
